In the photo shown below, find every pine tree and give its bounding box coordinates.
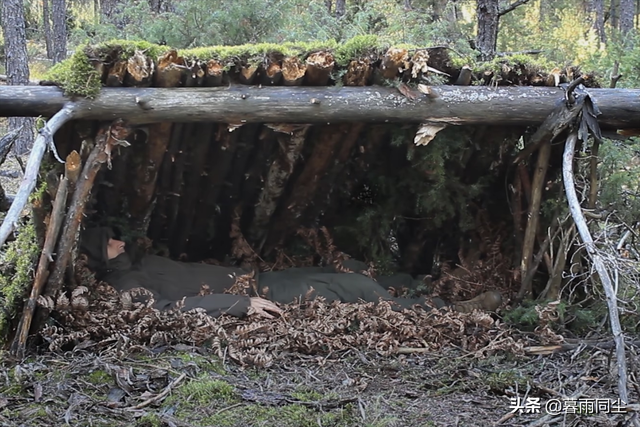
[0,0,35,155]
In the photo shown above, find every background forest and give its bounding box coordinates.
[2,0,640,82]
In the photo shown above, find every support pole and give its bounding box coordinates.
[9,174,68,358]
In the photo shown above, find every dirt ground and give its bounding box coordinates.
[0,342,635,427]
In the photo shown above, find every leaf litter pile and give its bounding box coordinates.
[4,228,639,426]
[37,224,528,368]
[39,254,523,368]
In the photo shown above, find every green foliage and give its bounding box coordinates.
[44,49,101,97]
[503,300,549,330]
[598,138,640,225]
[503,299,601,334]
[333,126,501,272]
[0,218,39,340]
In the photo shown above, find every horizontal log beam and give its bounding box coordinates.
[2,85,640,127]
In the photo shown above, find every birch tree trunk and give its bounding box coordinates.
[51,0,68,64]
[0,0,35,155]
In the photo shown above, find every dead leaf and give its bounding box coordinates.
[397,83,418,101]
[414,123,447,146]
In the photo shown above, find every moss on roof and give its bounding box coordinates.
[43,36,571,98]
[44,49,102,98]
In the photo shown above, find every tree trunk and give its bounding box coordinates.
[43,0,53,60]
[619,0,635,34]
[4,86,640,129]
[100,0,119,23]
[592,0,606,43]
[475,0,499,60]
[335,0,346,17]
[1,0,35,155]
[610,0,620,30]
[51,0,68,64]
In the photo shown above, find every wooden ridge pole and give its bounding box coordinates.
[3,86,640,128]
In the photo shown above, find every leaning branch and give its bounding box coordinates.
[43,120,132,298]
[562,130,629,404]
[0,104,76,248]
[9,174,68,358]
[499,0,532,16]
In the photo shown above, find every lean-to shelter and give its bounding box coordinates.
[2,37,640,359]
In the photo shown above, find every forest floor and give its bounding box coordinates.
[0,341,635,427]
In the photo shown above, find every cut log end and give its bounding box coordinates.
[125,50,155,87]
[65,150,82,183]
[205,59,224,87]
[106,61,128,87]
[282,56,306,86]
[381,48,409,80]
[343,59,372,86]
[155,49,185,88]
[410,49,430,79]
[305,52,335,86]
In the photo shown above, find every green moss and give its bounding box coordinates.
[181,40,338,66]
[172,377,237,405]
[202,403,356,427]
[173,351,226,374]
[290,389,325,401]
[44,49,101,98]
[484,370,530,394]
[334,34,380,66]
[86,370,112,385]
[0,218,40,340]
[136,413,162,427]
[93,39,168,61]
[476,53,554,77]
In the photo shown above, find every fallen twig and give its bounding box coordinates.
[128,373,186,410]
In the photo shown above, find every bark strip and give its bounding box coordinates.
[10,174,68,358]
[562,130,629,404]
[0,104,76,248]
